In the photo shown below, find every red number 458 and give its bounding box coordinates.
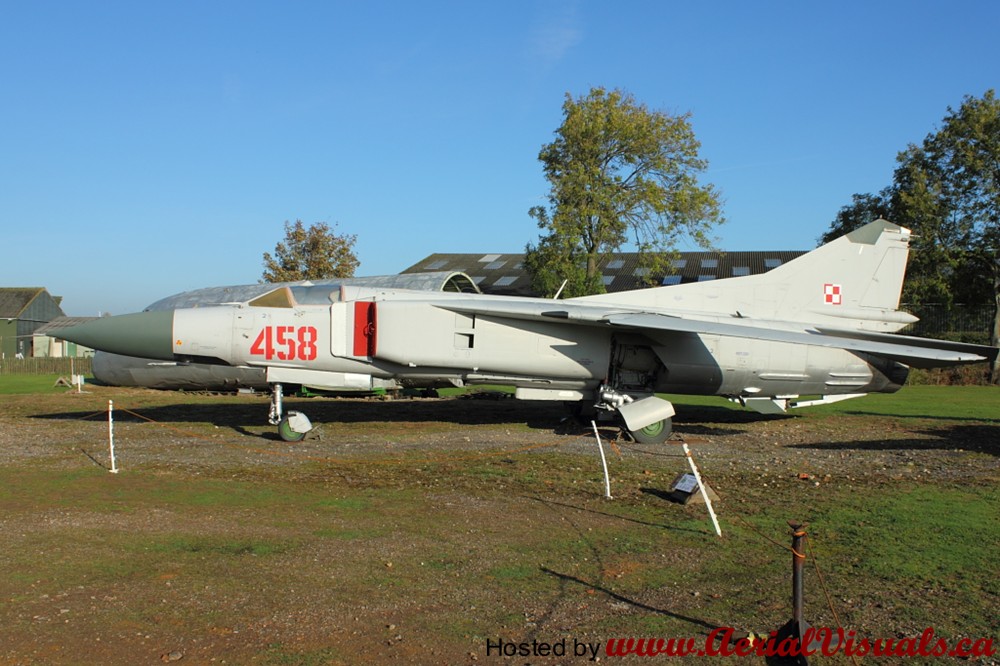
[250,326,318,361]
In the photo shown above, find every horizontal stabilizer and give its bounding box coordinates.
[815,327,1000,365]
[606,312,994,369]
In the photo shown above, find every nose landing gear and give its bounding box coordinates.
[268,383,314,442]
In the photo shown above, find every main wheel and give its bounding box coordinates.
[629,417,672,444]
[278,415,307,442]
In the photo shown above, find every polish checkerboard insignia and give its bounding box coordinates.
[824,283,842,305]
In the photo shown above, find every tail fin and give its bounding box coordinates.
[577,219,916,331]
[743,219,914,328]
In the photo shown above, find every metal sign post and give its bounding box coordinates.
[682,442,721,536]
[108,400,119,474]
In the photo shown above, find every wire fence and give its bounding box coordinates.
[0,357,92,376]
[901,304,995,344]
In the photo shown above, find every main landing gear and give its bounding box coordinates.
[594,385,675,445]
[629,417,673,444]
[268,383,313,442]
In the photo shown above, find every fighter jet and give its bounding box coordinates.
[58,220,996,442]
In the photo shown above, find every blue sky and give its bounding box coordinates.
[2,1,997,315]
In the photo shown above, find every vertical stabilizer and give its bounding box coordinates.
[756,219,913,324]
[576,219,916,331]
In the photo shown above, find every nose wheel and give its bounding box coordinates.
[269,383,314,442]
[278,412,311,442]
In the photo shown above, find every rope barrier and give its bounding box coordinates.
[691,465,821,573]
[77,410,109,421]
[727,511,807,559]
[807,537,862,666]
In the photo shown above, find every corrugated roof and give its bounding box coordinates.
[34,316,99,335]
[0,288,45,318]
[400,254,533,295]
[400,251,806,296]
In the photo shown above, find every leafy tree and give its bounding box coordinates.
[819,191,893,244]
[823,150,967,306]
[820,90,1000,378]
[893,144,978,306]
[261,220,359,283]
[524,87,724,297]
[925,90,1000,353]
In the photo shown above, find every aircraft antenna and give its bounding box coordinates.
[552,280,568,300]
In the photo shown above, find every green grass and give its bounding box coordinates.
[0,374,86,394]
[803,486,1000,632]
[815,486,1000,584]
[312,497,371,511]
[828,384,999,420]
[665,384,999,422]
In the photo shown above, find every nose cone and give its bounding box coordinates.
[56,310,175,361]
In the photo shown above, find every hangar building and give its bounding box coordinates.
[401,250,806,296]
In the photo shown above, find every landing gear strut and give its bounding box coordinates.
[594,385,675,445]
[268,382,313,442]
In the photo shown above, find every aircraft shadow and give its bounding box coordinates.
[33,397,573,432]
[673,405,788,439]
[673,405,785,426]
[34,396,785,442]
[789,424,1000,457]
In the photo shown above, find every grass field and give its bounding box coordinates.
[0,379,996,663]
[0,374,83,395]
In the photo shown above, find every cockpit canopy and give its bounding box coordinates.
[144,272,479,312]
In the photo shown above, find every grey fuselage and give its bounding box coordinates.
[158,285,907,401]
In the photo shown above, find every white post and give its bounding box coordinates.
[590,421,612,499]
[682,442,720,536]
[108,400,119,474]
[71,358,81,393]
